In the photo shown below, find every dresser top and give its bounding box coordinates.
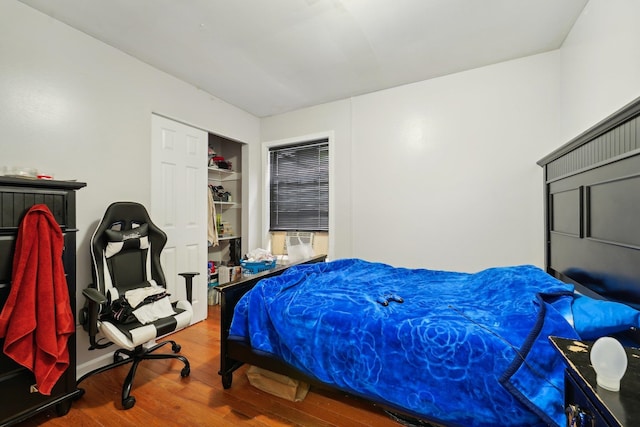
[0,176,86,190]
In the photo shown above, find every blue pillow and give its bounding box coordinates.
[572,294,640,340]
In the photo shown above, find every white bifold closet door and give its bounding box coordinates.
[151,114,208,324]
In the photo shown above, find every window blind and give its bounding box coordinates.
[269,139,328,232]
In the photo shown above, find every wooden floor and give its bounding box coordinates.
[18,305,402,427]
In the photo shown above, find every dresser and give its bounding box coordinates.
[0,177,86,426]
[550,336,640,427]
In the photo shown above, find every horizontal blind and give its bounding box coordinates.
[269,139,328,232]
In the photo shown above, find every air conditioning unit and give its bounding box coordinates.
[285,231,314,246]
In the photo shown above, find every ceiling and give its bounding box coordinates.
[20,0,588,118]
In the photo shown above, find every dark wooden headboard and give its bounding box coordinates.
[538,97,640,311]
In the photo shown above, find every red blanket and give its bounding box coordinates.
[0,204,75,395]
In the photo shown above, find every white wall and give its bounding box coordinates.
[262,53,561,272]
[261,0,640,273]
[261,100,353,259]
[1,1,260,373]
[559,0,640,142]
[351,54,561,271]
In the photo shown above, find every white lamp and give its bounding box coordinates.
[590,336,628,392]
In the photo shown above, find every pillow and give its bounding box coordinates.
[572,294,640,340]
[105,223,149,258]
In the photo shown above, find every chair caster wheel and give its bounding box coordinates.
[181,366,190,377]
[172,343,181,353]
[122,396,136,410]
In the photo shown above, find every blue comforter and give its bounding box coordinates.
[229,259,579,426]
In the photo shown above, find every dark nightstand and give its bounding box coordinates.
[550,336,640,426]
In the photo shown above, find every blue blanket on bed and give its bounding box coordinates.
[229,259,579,426]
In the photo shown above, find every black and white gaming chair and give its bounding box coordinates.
[78,201,198,409]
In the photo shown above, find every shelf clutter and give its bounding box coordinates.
[216,213,235,239]
[207,248,279,305]
[208,146,232,170]
[207,133,243,297]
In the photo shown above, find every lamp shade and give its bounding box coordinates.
[590,336,628,392]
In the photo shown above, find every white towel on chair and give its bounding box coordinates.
[124,281,162,308]
[132,296,176,325]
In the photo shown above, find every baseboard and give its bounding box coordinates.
[76,351,115,379]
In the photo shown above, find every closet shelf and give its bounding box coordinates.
[208,167,241,181]
[218,235,239,241]
[208,135,242,267]
[215,202,241,209]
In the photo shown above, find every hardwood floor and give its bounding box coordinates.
[18,305,401,427]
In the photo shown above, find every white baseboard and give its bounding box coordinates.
[76,351,115,380]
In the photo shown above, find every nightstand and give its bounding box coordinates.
[550,336,640,427]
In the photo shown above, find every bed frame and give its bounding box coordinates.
[217,95,640,420]
[217,254,436,423]
[217,255,328,389]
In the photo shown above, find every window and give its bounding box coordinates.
[269,139,328,232]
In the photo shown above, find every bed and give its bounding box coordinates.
[218,96,640,426]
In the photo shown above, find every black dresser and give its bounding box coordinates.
[551,336,640,427]
[0,177,86,426]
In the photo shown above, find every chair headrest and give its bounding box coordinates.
[105,223,149,258]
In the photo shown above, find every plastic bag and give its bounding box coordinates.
[286,236,314,262]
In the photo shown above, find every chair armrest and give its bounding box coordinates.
[83,287,107,304]
[178,272,200,304]
[81,287,112,350]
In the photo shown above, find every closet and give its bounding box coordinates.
[0,177,85,425]
[208,133,243,267]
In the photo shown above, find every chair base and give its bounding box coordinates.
[76,339,190,409]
